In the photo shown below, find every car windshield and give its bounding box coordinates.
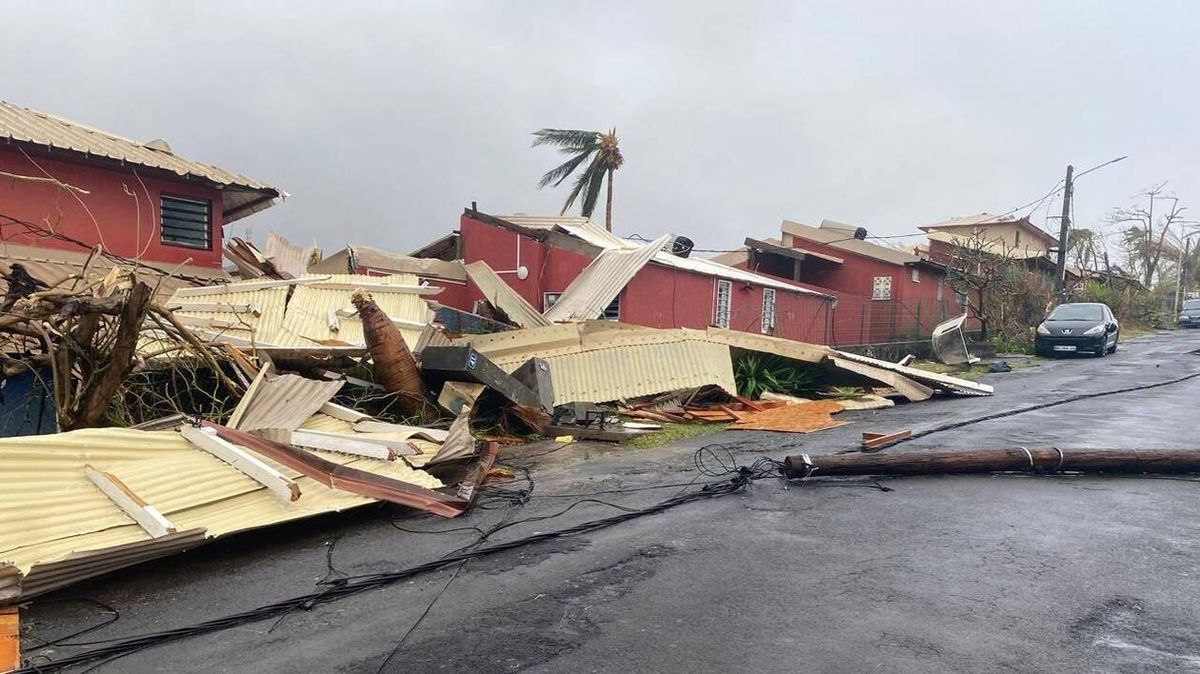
[1184,300,1200,311]
[1048,305,1103,321]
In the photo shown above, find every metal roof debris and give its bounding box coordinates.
[462,260,552,328]
[543,234,671,322]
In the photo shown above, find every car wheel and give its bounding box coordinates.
[1108,340,1118,354]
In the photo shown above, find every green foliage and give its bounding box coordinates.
[532,128,624,219]
[734,354,820,400]
[989,332,1033,355]
[822,386,865,400]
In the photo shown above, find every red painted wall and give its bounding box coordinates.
[459,213,832,343]
[0,148,225,268]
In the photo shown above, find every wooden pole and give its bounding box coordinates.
[783,447,1200,480]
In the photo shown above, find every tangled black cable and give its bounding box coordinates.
[18,446,767,673]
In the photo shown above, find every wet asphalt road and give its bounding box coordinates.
[21,329,1200,673]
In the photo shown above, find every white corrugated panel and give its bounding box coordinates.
[543,234,671,322]
[268,274,431,347]
[265,231,321,278]
[462,261,551,328]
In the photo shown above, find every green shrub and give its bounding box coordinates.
[734,353,820,400]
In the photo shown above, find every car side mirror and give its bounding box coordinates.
[1107,323,1117,333]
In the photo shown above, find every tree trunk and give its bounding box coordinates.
[351,290,434,422]
[604,167,614,232]
[65,282,152,430]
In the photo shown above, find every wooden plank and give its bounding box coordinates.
[309,280,441,295]
[173,276,330,297]
[830,356,935,402]
[733,395,767,412]
[84,465,177,538]
[290,429,417,459]
[167,301,261,315]
[335,308,427,330]
[862,429,912,450]
[862,432,887,440]
[319,401,373,423]
[175,315,254,331]
[0,605,19,673]
[181,425,301,501]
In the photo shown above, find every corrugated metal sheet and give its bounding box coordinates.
[781,220,922,267]
[465,322,736,405]
[0,425,444,602]
[268,274,431,347]
[0,100,280,221]
[229,371,344,431]
[830,349,994,395]
[543,234,671,322]
[462,261,552,328]
[164,285,290,346]
[498,214,831,297]
[310,246,467,281]
[265,231,321,278]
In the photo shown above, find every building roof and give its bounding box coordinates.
[920,213,1059,246]
[495,214,832,298]
[311,244,468,281]
[0,240,229,298]
[781,219,923,266]
[745,237,844,264]
[923,229,1050,260]
[0,101,281,222]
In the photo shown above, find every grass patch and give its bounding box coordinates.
[624,422,729,449]
[1122,324,1157,340]
[909,360,992,380]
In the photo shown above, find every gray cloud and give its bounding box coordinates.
[2,0,1195,257]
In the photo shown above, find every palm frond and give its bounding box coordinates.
[531,129,599,150]
[537,148,595,189]
[560,156,605,216]
[579,160,608,218]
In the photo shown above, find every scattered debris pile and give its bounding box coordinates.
[0,259,994,604]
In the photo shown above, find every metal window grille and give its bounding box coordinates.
[160,195,211,248]
[872,276,892,301]
[761,288,776,333]
[911,268,920,283]
[714,279,732,328]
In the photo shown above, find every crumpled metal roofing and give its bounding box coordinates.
[265,231,321,278]
[543,234,671,322]
[0,425,444,602]
[228,371,344,431]
[0,100,280,222]
[463,261,552,328]
[498,214,831,297]
[310,245,468,282]
[465,322,737,405]
[164,284,290,346]
[269,274,430,348]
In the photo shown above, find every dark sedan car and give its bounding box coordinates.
[1034,302,1120,357]
[1180,299,1200,328]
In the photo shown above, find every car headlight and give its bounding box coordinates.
[1083,324,1105,335]
[1036,323,1051,336]
[1182,314,1189,320]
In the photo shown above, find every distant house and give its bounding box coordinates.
[918,214,1059,273]
[451,209,836,343]
[719,219,961,346]
[0,100,281,289]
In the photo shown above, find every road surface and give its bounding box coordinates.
[21,330,1200,673]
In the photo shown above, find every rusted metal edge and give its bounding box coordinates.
[457,441,500,505]
[204,422,468,518]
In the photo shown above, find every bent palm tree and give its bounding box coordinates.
[533,128,623,232]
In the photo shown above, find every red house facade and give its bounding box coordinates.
[451,210,836,344]
[717,219,966,346]
[0,101,280,285]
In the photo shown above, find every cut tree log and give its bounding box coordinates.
[783,447,1200,479]
[351,290,434,421]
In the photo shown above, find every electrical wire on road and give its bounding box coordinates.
[15,446,775,673]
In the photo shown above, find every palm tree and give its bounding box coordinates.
[533,128,624,232]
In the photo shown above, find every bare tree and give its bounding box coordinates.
[942,229,1023,339]
[1109,183,1187,287]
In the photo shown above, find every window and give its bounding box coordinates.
[761,288,776,333]
[160,195,212,249]
[872,276,892,301]
[911,268,920,283]
[714,279,732,328]
[601,296,620,320]
[1015,230,1022,246]
[545,291,618,319]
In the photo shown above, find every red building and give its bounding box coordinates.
[448,210,836,343]
[716,219,965,346]
[0,100,280,286]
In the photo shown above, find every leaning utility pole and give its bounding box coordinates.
[1054,164,1074,291]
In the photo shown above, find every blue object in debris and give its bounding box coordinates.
[0,367,57,436]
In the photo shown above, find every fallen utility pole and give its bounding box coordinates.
[783,447,1200,479]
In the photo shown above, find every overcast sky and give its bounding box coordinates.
[3,1,1198,256]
